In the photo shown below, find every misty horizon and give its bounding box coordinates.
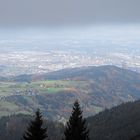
[0,0,140,75]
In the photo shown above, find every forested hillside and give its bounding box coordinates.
[0,66,140,120]
[1,100,140,140]
[88,100,140,140]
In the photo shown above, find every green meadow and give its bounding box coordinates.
[0,80,88,96]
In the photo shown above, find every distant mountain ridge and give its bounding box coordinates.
[11,65,140,82]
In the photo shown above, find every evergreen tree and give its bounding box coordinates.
[22,109,49,140]
[63,100,89,140]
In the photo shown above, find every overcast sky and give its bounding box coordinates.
[0,0,140,27]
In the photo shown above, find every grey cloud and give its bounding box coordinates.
[0,0,140,26]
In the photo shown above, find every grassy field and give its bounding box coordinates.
[0,80,104,118]
[0,80,88,96]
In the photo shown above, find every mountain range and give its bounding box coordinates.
[0,65,140,120]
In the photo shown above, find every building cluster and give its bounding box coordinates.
[0,50,140,76]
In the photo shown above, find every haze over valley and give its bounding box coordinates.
[1,25,140,76]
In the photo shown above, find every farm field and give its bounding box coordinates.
[0,80,91,120]
[0,80,88,96]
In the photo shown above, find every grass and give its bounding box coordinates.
[0,79,100,118]
[43,88,64,94]
[0,80,88,96]
[0,101,19,110]
[0,110,31,117]
[0,79,90,118]
[94,106,103,113]
[0,111,11,117]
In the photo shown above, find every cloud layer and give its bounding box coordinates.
[0,0,139,26]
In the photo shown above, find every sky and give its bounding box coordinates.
[0,0,140,27]
[0,0,140,52]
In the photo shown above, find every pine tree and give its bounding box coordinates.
[22,109,49,140]
[63,100,89,140]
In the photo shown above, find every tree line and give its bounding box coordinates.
[1,99,140,140]
[22,100,89,140]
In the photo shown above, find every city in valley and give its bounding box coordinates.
[0,48,140,77]
[1,26,140,76]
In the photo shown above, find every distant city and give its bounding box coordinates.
[0,48,140,76]
[1,26,140,76]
